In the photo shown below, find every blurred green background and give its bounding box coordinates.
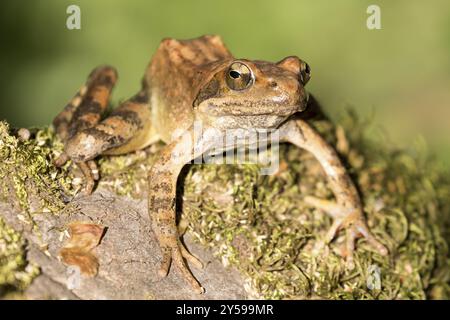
[1,0,449,163]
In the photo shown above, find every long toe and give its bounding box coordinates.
[55,152,69,167]
[180,244,204,269]
[325,218,344,244]
[355,222,388,256]
[345,227,357,269]
[172,247,204,294]
[158,246,172,278]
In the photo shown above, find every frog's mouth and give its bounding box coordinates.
[199,91,309,117]
[201,103,305,117]
[212,114,292,130]
[200,110,299,130]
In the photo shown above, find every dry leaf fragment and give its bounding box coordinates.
[59,222,105,277]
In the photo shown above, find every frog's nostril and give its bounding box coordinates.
[269,81,277,88]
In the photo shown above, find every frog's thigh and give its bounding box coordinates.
[103,96,159,155]
[53,65,118,142]
[64,94,157,162]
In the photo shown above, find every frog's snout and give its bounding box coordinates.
[277,77,309,112]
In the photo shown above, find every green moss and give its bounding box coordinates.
[0,122,74,218]
[181,112,450,299]
[0,121,75,296]
[0,216,39,296]
[97,146,160,198]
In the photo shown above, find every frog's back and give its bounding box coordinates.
[146,35,233,142]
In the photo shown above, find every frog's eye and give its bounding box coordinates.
[277,56,311,85]
[226,62,253,90]
[300,61,311,85]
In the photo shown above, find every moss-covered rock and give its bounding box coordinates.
[0,111,448,299]
[181,113,450,299]
[0,122,73,296]
[0,122,74,216]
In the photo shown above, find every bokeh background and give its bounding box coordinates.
[1,0,449,164]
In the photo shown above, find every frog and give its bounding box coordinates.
[53,35,388,294]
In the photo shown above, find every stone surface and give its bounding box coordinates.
[0,188,246,300]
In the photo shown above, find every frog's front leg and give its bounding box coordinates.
[280,119,388,267]
[148,128,216,294]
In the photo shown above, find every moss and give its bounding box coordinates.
[97,146,159,198]
[0,216,39,296]
[0,110,449,299]
[0,122,75,296]
[0,122,75,218]
[181,111,450,299]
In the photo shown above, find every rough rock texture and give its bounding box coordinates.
[0,189,246,300]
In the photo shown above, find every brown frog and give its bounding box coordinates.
[53,35,387,293]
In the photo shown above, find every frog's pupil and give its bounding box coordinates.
[229,70,241,79]
[305,64,310,74]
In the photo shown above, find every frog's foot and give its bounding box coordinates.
[75,160,99,195]
[157,239,204,294]
[304,196,388,268]
[54,153,99,195]
[54,152,70,167]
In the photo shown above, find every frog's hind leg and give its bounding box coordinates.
[64,93,154,194]
[99,92,156,156]
[53,65,118,143]
[53,66,118,194]
[54,66,155,195]
[53,65,118,165]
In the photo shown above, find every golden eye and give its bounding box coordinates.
[226,62,253,90]
[300,61,311,85]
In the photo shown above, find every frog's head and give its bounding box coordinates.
[193,56,310,129]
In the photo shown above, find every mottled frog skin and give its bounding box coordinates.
[53,35,387,293]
